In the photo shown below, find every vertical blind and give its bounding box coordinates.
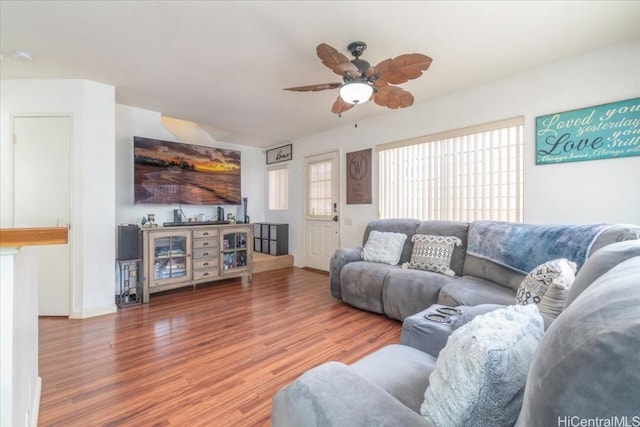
[268,167,289,210]
[378,117,524,222]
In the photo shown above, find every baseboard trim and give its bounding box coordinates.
[302,267,329,275]
[69,303,117,319]
[29,376,41,427]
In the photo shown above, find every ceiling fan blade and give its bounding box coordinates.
[373,53,432,85]
[372,78,389,90]
[373,84,415,109]
[331,96,355,114]
[317,43,360,77]
[283,82,342,92]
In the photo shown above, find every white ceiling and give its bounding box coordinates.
[2,1,639,148]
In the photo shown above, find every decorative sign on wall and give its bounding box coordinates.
[535,97,640,165]
[346,148,372,204]
[266,144,292,164]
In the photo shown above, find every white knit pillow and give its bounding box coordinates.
[516,258,577,319]
[421,304,544,427]
[361,230,407,265]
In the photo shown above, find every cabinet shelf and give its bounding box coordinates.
[154,255,185,260]
[221,230,250,273]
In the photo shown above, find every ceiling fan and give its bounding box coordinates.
[283,41,432,115]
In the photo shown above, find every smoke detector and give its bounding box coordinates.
[11,48,33,61]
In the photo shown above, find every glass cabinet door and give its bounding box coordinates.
[151,232,190,284]
[222,231,248,271]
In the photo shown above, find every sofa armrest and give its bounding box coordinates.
[453,303,555,331]
[451,303,507,330]
[271,361,433,427]
[329,247,363,299]
[402,304,506,357]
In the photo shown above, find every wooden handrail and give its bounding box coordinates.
[0,227,68,247]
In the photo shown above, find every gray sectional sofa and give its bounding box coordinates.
[330,219,640,320]
[272,240,640,426]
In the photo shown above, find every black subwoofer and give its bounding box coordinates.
[117,225,141,260]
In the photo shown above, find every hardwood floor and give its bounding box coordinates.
[38,268,401,426]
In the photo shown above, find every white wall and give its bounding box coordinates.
[273,40,640,265]
[0,79,117,318]
[1,247,39,427]
[115,104,266,227]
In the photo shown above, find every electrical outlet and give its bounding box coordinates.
[344,217,353,226]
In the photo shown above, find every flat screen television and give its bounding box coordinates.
[134,136,241,205]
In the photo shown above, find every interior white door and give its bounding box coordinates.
[303,151,340,271]
[13,115,72,316]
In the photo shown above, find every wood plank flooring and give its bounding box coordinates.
[38,268,401,426]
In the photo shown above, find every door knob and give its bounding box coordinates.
[332,215,339,222]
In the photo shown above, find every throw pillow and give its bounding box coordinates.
[403,234,462,277]
[421,304,544,427]
[361,230,407,265]
[515,258,577,319]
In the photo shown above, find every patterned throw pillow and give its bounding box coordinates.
[516,258,577,318]
[403,234,462,277]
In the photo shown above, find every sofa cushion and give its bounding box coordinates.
[382,269,454,320]
[462,253,527,291]
[587,223,640,254]
[404,234,462,277]
[352,344,437,414]
[422,304,544,427]
[362,230,408,265]
[564,239,640,309]
[414,221,470,276]
[515,258,576,319]
[438,275,517,307]
[516,256,640,426]
[271,361,429,427]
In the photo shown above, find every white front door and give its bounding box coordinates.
[303,151,340,271]
[13,115,72,316]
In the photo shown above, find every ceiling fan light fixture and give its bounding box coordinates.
[339,82,373,105]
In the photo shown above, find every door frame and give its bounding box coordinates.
[11,113,74,317]
[302,149,341,269]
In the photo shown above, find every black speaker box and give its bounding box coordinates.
[118,225,141,260]
[236,197,248,223]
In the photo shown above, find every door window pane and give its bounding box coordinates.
[308,160,332,217]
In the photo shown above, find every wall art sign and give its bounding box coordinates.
[266,144,292,164]
[346,148,372,204]
[535,97,640,165]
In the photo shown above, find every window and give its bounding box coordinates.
[268,166,288,210]
[378,117,524,222]
[307,159,333,217]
